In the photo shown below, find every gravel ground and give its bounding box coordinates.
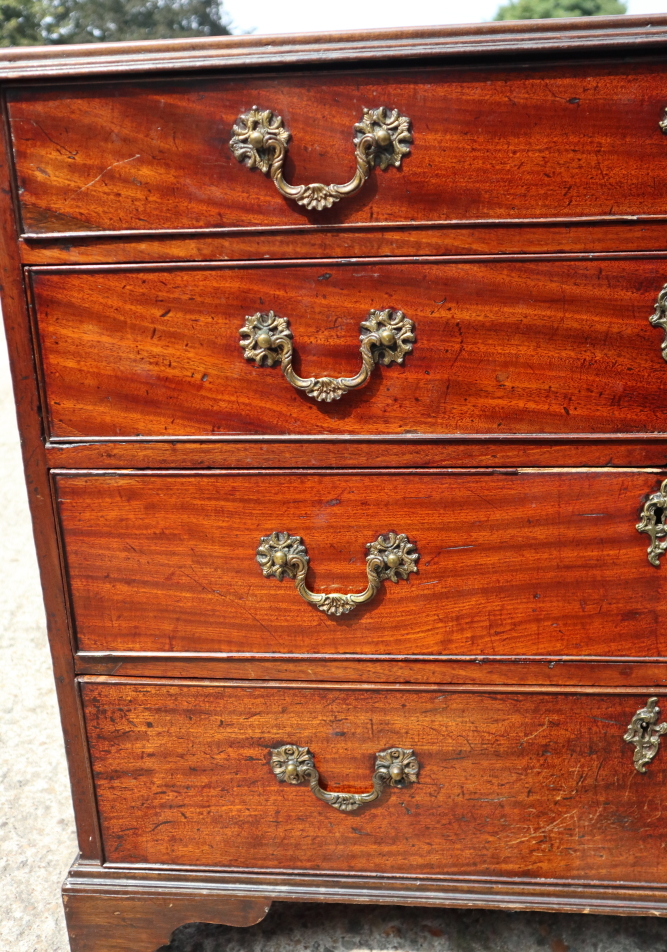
[2,322,667,951]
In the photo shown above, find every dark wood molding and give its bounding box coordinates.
[3,16,667,81]
[63,851,667,919]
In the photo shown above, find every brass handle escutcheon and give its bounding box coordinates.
[649,284,667,361]
[636,478,667,566]
[256,531,419,615]
[240,309,414,402]
[230,106,412,211]
[624,697,667,773]
[270,744,419,812]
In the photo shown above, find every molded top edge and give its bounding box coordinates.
[3,14,667,81]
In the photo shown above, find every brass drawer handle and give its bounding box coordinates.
[624,697,667,773]
[270,744,419,812]
[636,478,667,566]
[256,530,419,616]
[230,106,412,211]
[240,308,414,403]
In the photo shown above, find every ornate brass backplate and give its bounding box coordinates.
[256,530,419,616]
[624,697,667,772]
[240,308,415,402]
[270,744,419,812]
[649,284,667,361]
[636,478,667,566]
[229,106,412,210]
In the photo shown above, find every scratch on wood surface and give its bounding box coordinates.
[66,154,140,200]
[520,718,551,745]
[505,808,580,848]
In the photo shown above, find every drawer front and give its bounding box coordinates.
[10,63,667,235]
[58,470,667,658]
[81,679,667,881]
[33,259,667,439]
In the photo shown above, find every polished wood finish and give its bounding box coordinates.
[72,655,667,686]
[43,436,667,470]
[0,92,102,861]
[32,258,667,438]
[16,222,667,266]
[81,678,667,882]
[55,469,666,658]
[2,17,667,82]
[11,60,667,236]
[62,855,667,918]
[16,222,667,267]
[6,19,667,941]
[63,889,270,952]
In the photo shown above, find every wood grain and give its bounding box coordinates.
[55,469,667,658]
[39,436,667,470]
[81,678,667,882]
[63,854,667,918]
[31,258,667,438]
[63,890,270,952]
[18,221,667,266]
[72,655,667,686]
[0,95,102,860]
[11,60,667,235]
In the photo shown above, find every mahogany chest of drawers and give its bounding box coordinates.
[6,16,667,951]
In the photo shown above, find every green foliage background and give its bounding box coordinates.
[494,0,626,19]
[0,0,230,44]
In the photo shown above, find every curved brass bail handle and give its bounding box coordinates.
[256,531,419,616]
[270,744,420,812]
[240,309,415,403]
[230,106,412,211]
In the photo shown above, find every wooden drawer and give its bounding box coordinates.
[10,61,667,237]
[81,678,667,883]
[32,259,667,439]
[57,469,667,659]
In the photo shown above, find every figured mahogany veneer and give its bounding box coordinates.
[6,18,667,946]
[56,469,666,658]
[10,60,667,237]
[31,259,667,438]
[81,678,667,883]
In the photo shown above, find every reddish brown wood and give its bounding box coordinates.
[3,17,667,83]
[30,258,667,438]
[44,435,667,470]
[81,678,667,882]
[54,469,667,658]
[0,93,102,861]
[10,60,667,236]
[62,888,270,952]
[62,854,667,917]
[8,21,667,934]
[17,220,667,266]
[72,655,667,687]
